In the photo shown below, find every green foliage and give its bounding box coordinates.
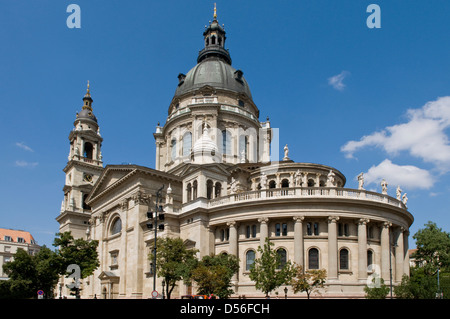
[413,221,450,275]
[53,232,100,279]
[150,237,198,299]
[249,238,295,297]
[1,246,60,299]
[290,265,326,299]
[191,254,239,298]
[364,277,390,299]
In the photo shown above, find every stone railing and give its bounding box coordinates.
[207,187,407,210]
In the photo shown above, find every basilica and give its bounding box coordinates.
[56,8,413,298]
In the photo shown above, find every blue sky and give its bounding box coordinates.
[1,0,450,249]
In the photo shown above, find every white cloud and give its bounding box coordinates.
[15,160,38,168]
[341,96,450,172]
[363,159,434,190]
[15,142,34,152]
[328,71,350,91]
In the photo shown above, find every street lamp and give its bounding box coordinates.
[284,287,288,299]
[148,185,165,295]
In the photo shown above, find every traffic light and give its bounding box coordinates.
[146,222,153,229]
[145,206,165,231]
[147,211,154,219]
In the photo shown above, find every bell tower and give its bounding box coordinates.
[56,82,105,239]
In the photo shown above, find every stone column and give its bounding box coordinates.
[328,216,339,280]
[358,218,369,281]
[403,230,410,277]
[381,221,392,282]
[395,227,405,282]
[227,221,239,286]
[293,216,304,267]
[258,217,269,248]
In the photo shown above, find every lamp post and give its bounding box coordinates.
[152,185,165,294]
[284,287,288,299]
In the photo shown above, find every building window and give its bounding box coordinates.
[269,180,276,189]
[220,229,225,242]
[275,223,281,236]
[306,223,312,236]
[339,248,349,270]
[4,236,12,242]
[277,248,287,269]
[171,138,177,161]
[338,223,349,237]
[84,142,93,159]
[192,180,198,200]
[308,248,319,269]
[246,250,256,271]
[238,99,245,107]
[111,218,122,235]
[246,225,256,239]
[367,250,374,269]
[82,193,91,210]
[206,179,213,200]
[182,132,192,157]
[313,222,319,236]
[281,179,289,188]
[186,183,192,202]
[215,182,222,198]
[282,223,288,236]
[307,179,315,187]
[17,237,25,243]
[222,130,231,155]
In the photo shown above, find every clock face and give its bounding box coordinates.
[84,174,93,183]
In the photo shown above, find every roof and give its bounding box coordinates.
[0,228,37,245]
[174,58,252,99]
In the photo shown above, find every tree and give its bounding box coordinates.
[249,238,295,297]
[413,221,450,275]
[150,237,198,299]
[290,265,326,299]
[1,246,61,299]
[53,232,100,298]
[191,254,239,298]
[364,277,390,299]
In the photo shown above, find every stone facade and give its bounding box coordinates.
[56,11,413,299]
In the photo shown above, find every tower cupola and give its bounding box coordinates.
[197,4,231,65]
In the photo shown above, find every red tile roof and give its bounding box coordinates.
[0,228,36,244]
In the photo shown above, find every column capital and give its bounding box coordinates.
[258,217,269,224]
[382,221,392,228]
[227,221,237,228]
[328,216,340,223]
[293,215,305,223]
[358,218,370,225]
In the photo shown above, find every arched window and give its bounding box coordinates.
[339,248,349,270]
[84,142,93,159]
[193,180,198,200]
[211,35,216,45]
[277,248,287,269]
[269,180,276,189]
[308,248,319,269]
[222,130,231,155]
[220,229,225,242]
[207,179,214,200]
[246,250,256,271]
[307,179,315,187]
[313,222,319,236]
[186,183,192,202]
[111,218,122,235]
[182,132,192,157]
[281,179,289,188]
[215,182,222,198]
[367,250,374,269]
[82,194,91,210]
[171,138,177,160]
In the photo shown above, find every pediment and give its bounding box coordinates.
[87,165,137,203]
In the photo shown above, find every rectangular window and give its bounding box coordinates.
[282,223,288,236]
[313,222,319,236]
[17,237,25,243]
[252,225,257,238]
[306,223,312,236]
[246,226,251,239]
[4,236,12,242]
[275,223,281,236]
